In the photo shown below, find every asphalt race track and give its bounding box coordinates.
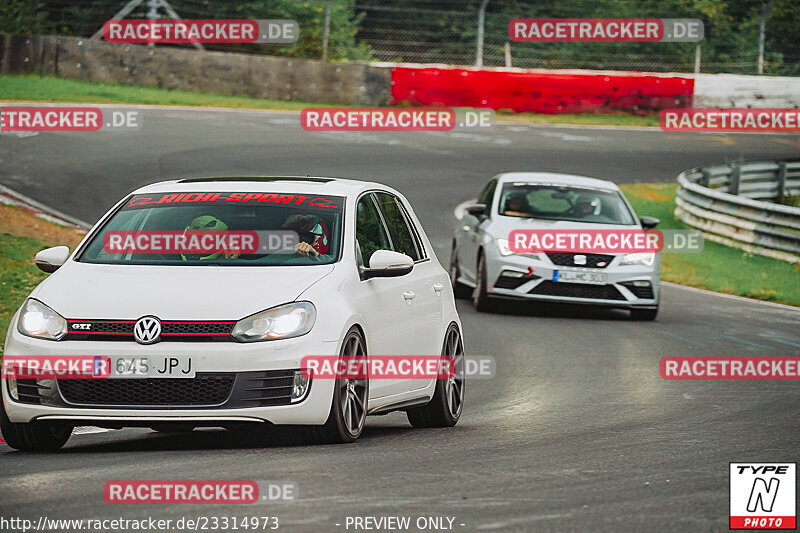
[1,108,799,532]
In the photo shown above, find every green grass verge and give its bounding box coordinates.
[0,74,659,127]
[0,234,51,355]
[620,183,800,306]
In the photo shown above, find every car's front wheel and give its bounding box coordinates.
[1,400,72,451]
[305,327,369,444]
[449,244,472,299]
[630,306,659,321]
[472,253,495,312]
[406,323,465,428]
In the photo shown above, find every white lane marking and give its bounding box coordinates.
[661,281,800,311]
[683,393,694,400]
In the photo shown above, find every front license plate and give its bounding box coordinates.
[553,270,608,285]
[109,356,195,378]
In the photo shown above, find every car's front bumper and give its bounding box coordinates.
[2,323,339,425]
[484,251,660,309]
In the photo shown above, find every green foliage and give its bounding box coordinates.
[0,0,47,34]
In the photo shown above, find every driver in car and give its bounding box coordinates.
[502,193,533,217]
[281,213,333,260]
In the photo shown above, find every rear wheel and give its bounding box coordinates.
[449,244,472,299]
[1,401,72,451]
[406,324,465,428]
[305,327,369,444]
[472,253,495,312]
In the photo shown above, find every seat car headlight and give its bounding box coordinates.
[232,302,316,342]
[621,252,655,267]
[17,299,68,340]
[497,238,540,260]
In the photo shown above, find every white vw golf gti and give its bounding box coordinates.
[2,177,465,450]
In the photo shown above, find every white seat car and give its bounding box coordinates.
[2,177,464,450]
[450,172,661,319]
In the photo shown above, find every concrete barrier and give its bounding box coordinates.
[0,34,391,106]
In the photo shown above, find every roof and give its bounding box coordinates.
[495,172,619,191]
[132,176,385,196]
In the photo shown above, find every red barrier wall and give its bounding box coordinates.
[391,67,694,114]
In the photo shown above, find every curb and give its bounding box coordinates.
[0,184,90,230]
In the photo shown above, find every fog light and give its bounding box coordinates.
[291,370,309,402]
[7,377,18,401]
[501,270,524,278]
[632,280,651,287]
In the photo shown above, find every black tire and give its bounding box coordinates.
[630,306,659,321]
[406,324,465,428]
[449,244,472,299]
[305,327,369,444]
[472,252,495,312]
[1,400,71,451]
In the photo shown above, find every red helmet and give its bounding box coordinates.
[282,214,330,255]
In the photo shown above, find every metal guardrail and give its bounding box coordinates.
[675,160,800,263]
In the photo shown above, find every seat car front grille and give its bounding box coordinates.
[528,281,626,300]
[546,253,615,269]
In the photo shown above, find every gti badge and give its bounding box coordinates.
[573,254,587,266]
[133,316,161,345]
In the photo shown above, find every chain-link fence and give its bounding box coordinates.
[6,0,799,75]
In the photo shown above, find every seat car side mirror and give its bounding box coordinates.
[361,250,414,280]
[465,203,487,217]
[35,246,70,273]
[639,216,660,229]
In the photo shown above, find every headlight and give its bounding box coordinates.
[497,238,540,260]
[231,302,316,342]
[17,299,68,340]
[621,252,655,266]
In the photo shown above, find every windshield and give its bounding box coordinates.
[78,191,344,266]
[497,183,636,225]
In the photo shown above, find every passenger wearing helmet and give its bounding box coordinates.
[181,215,239,261]
[281,213,332,260]
[503,192,532,217]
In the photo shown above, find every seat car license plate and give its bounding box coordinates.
[553,270,608,285]
[109,356,195,378]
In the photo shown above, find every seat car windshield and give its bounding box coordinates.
[497,183,636,225]
[78,191,344,266]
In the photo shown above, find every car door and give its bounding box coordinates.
[374,191,447,392]
[354,193,417,398]
[460,178,496,283]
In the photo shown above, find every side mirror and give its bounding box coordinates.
[35,246,70,273]
[640,216,660,229]
[361,250,414,280]
[465,203,487,217]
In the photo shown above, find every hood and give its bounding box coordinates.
[31,261,335,320]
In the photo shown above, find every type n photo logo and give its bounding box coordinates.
[730,463,796,530]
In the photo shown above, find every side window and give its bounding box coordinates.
[374,192,422,261]
[477,179,497,206]
[356,194,391,267]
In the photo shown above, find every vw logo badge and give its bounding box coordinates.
[133,316,161,345]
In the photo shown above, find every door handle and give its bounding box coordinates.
[432,283,444,294]
[402,291,416,301]
[462,225,471,232]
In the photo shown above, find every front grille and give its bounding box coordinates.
[228,370,297,407]
[58,373,235,407]
[14,379,49,405]
[529,281,626,300]
[64,320,236,342]
[546,253,615,269]
[620,281,654,299]
[494,273,539,290]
